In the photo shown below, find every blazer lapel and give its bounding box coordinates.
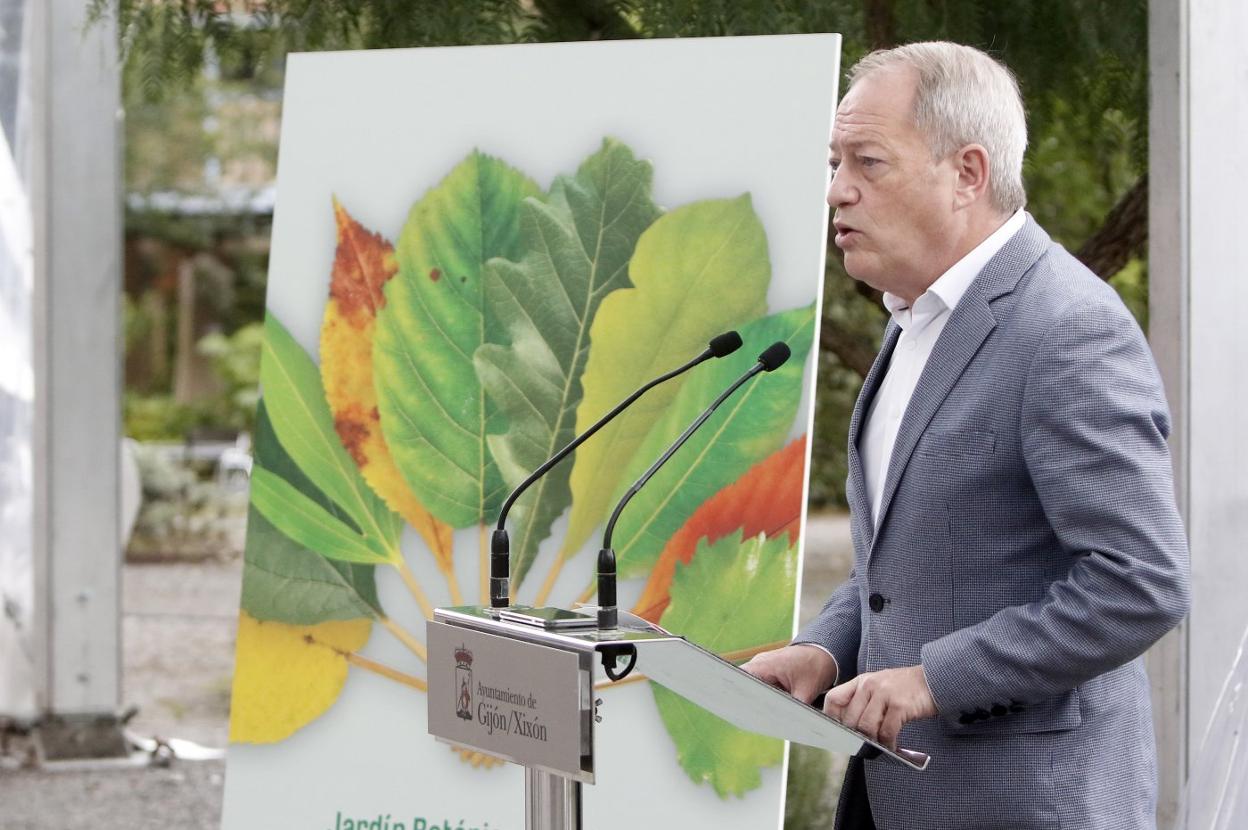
[870,296,996,550]
[869,215,1052,551]
[848,322,900,552]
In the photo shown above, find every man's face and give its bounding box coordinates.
[827,67,960,297]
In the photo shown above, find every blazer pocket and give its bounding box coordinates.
[918,428,997,460]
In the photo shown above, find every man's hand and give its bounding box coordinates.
[823,665,937,750]
[741,644,837,705]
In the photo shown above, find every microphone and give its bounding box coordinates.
[596,341,792,636]
[488,330,744,608]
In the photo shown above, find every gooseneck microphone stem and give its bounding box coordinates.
[489,353,706,610]
[495,352,709,534]
[601,365,763,552]
[489,331,744,609]
[597,341,790,631]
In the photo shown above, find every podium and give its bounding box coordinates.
[427,606,931,830]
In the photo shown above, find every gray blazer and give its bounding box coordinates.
[795,215,1189,829]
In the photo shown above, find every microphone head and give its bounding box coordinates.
[708,331,743,358]
[758,341,791,372]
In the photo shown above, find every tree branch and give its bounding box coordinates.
[864,0,897,49]
[530,0,641,41]
[820,324,877,378]
[1074,174,1148,280]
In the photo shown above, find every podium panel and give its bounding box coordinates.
[428,621,595,782]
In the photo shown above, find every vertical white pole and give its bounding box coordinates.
[1150,0,1248,825]
[1146,0,1188,825]
[1184,0,1248,795]
[28,0,124,753]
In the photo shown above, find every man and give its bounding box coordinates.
[744,42,1188,829]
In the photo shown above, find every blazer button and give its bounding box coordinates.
[958,713,975,725]
[991,704,1007,717]
[868,593,885,613]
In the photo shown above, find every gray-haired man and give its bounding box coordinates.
[745,42,1188,829]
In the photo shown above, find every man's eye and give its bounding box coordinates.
[828,158,841,172]
[859,156,880,168]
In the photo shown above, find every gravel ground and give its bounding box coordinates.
[0,513,851,829]
[0,761,228,830]
[0,557,242,830]
[121,559,242,749]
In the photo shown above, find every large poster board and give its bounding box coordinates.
[223,34,840,830]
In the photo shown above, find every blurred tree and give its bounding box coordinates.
[91,0,1149,506]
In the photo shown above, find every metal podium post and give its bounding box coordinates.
[526,768,582,830]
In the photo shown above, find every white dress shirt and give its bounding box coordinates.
[860,210,1025,531]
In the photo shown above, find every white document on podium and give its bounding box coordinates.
[631,633,930,770]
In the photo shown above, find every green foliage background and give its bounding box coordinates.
[103,0,1149,506]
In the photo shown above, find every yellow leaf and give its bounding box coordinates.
[320,198,455,579]
[228,612,372,744]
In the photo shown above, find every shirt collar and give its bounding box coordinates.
[882,209,1026,329]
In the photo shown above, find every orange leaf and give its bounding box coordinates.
[633,436,806,623]
[320,198,455,576]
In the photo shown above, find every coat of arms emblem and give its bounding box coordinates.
[454,645,473,721]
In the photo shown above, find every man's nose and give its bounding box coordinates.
[826,167,857,208]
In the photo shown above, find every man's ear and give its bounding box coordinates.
[952,144,991,209]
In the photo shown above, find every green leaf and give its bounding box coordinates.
[652,530,798,797]
[261,312,401,558]
[475,139,661,587]
[241,402,382,625]
[660,529,798,655]
[251,468,390,565]
[375,150,541,527]
[612,304,815,578]
[242,507,383,624]
[559,195,772,561]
